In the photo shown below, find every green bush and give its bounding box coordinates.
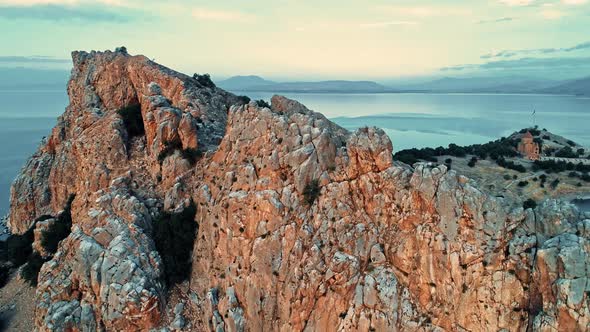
[20,253,47,286]
[256,99,271,109]
[193,73,216,88]
[393,137,518,165]
[152,201,198,285]
[517,181,529,187]
[496,157,526,173]
[41,195,74,254]
[303,180,321,206]
[117,104,145,138]
[555,146,577,158]
[237,95,251,105]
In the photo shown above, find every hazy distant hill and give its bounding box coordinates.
[217,76,389,93]
[216,75,277,90]
[539,76,590,96]
[0,67,69,90]
[393,76,559,93]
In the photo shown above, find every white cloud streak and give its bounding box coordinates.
[0,0,125,5]
[191,8,255,22]
[359,21,418,28]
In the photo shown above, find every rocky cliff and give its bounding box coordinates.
[8,49,590,331]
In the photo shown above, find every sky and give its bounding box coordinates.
[1,0,590,81]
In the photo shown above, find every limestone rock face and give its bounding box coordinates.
[8,49,590,331]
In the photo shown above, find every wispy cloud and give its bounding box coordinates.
[0,4,135,22]
[359,21,418,28]
[191,8,255,22]
[497,0,535,6]
[442,56,590,72]
[0,55,70,63]
[0,0,125,5]
[476,17,514,24]
[561,0,588,4]
[539,4,566,19]
[481,40,590,59]
[375,5,472,18]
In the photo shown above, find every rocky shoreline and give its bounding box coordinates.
[0,215,9,241]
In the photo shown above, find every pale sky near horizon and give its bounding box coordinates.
[1,0,590,80]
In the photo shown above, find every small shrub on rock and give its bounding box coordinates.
[256,99,271,109]
[303,180,321,206]
[193,73,216,88]
[237,95,251,105]
[523,199,537,210]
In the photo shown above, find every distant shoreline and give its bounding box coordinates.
[228,89,588,97]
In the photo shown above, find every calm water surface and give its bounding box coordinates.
[1,89,589,215]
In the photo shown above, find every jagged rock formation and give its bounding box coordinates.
[8,49,590,331]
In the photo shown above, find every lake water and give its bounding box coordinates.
[1,89,589,216]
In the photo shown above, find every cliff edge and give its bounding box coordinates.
[8,49,590,331]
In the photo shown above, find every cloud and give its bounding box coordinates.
[497,0,535,6]
[561,0,588,4]
[0,4,134,22]
[540,8,565,18]
[481,40,590,59]
[442,56,590,72]
[0,0,125,5]
[376,5,472,18]
[0,55,70,63]
[191,8,254,22]
[476,17,514,24]
[359,21,419,28]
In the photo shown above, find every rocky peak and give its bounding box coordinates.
[7,49,590,331]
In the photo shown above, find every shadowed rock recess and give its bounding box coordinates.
[8,49,590,331]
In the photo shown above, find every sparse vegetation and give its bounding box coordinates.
[303,179,321,206]
[394,137,518,166]
[256,99,271,109]
[117,104,145,138]
[237,95,251,105]
[496,157,526,173]
[555,146,577,158]
[193,73,216,88]
[152,200,198,285]
[533,160,590,174]
[519,128,540,136]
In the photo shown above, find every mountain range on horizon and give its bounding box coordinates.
[217,74,589,95]
[0,67,588,96]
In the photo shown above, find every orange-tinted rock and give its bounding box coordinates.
[8,49,590,331]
